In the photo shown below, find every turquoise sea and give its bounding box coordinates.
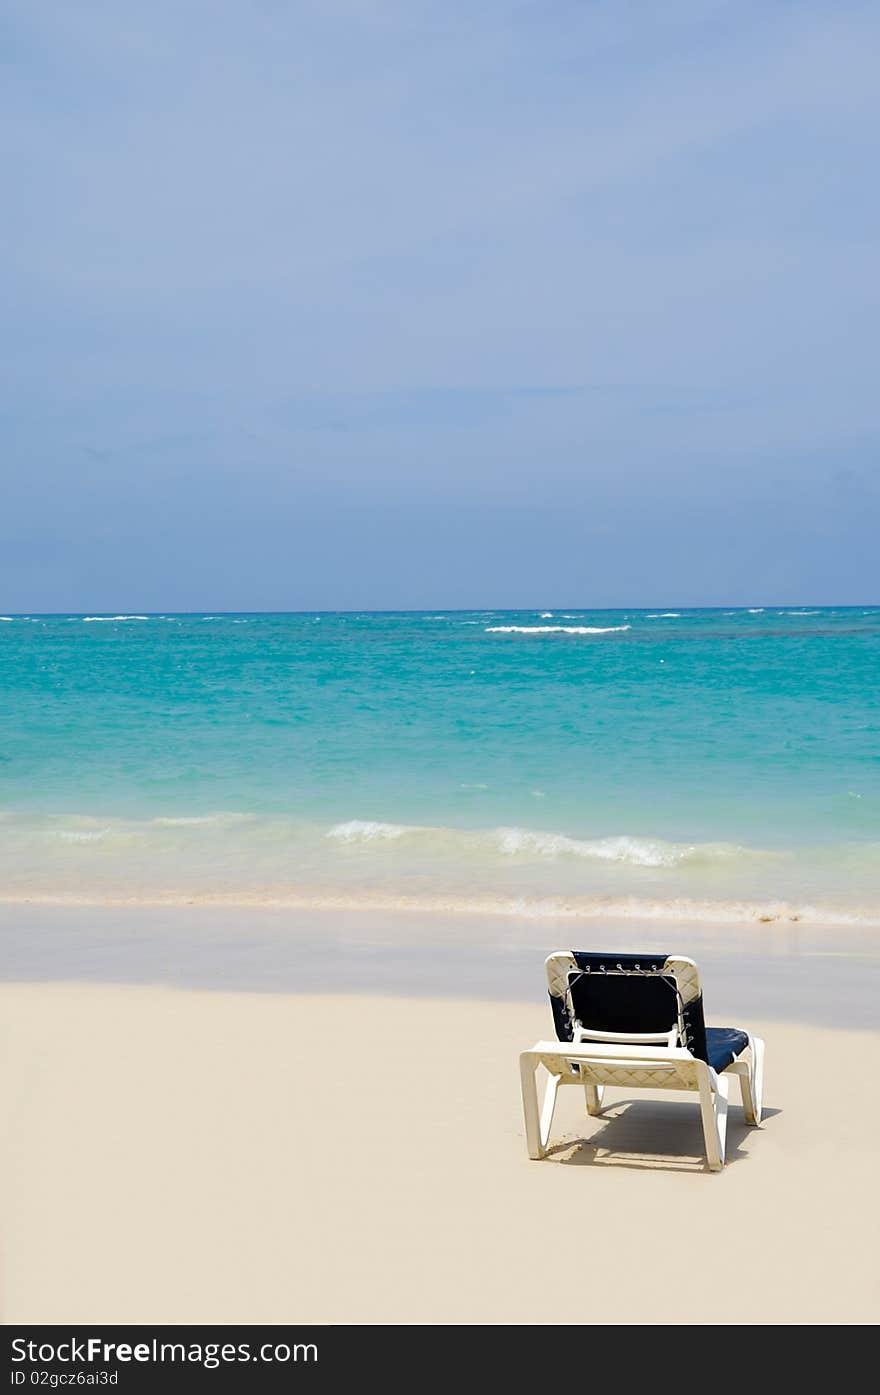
[1,608,878,925]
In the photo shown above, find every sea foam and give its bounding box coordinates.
[58,828,113,843]
[323,818,751,868]
[327,819,411,842]
[4,885,875,928]
[491,827,744,867]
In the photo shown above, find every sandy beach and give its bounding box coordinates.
[2,962,878,1324]
[5,0,880,1346]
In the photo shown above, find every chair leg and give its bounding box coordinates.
[698,1067,729,1172]
[735,1035,764,1124]
[519,1053,544,1158]
[519,1056,562,1159]
[584,1083,605,1116]
[753,1037,764,1121]
[539,1072,561,1152]
[715,1074,729,1165]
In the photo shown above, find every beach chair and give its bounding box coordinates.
[519,952,764,1171]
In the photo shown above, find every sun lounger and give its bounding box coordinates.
[519,951,765,1171]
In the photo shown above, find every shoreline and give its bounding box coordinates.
[0,886,877,928]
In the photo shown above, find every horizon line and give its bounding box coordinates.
[2,604,878,618]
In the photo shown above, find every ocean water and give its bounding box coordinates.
[1,608,878,925]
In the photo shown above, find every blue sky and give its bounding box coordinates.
[2,1,878,609]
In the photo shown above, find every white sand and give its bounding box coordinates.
[1,982,877,1324]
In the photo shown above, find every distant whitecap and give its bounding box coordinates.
[485,624,630,635]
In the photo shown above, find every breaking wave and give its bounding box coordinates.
[326,819,753,868]
[327,819,411,842]
[490,827,745,867]
[3,810,877,929]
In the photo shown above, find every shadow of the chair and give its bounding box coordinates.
[545,1099,782,1173]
